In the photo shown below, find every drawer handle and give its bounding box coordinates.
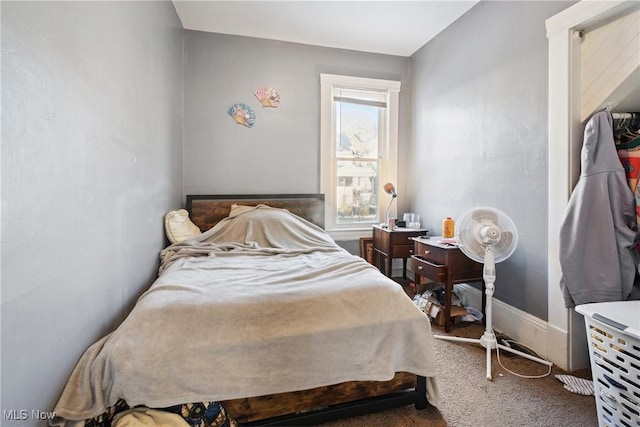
[417,266,423,270]
[409,249,413,253]
[424,250,430,255]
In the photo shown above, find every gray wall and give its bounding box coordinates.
[408,1,574,320]
[1,1,183,420]
[183,31,412,216]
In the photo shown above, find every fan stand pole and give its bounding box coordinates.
[433,246,552,380]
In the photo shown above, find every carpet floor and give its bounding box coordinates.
[320,322,599,427]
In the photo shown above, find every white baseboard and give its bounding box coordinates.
[454,283,553,363]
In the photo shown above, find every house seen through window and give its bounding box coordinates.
[320,74,400,240]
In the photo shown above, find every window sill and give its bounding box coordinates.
[326,227,374,242]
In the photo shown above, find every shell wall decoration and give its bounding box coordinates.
[254,86,280,108]
[227,103,255,128]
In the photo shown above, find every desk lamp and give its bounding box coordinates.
[383,182,397,227]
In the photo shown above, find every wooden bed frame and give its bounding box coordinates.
[185,194,429,425]
[187,194,326,231]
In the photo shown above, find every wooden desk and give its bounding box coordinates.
[372,225,428,279]
[408,236,485,332]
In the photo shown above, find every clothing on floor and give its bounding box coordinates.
[555,374,594,396]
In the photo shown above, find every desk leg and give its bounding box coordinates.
[385,256,392,277]
[372,250,387,276]
[481,279,486,327]
[444,278,453,333]
[402,258,407,279]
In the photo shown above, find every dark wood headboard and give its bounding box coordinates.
[186,194,325,232]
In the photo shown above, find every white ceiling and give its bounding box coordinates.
[172,1,479,57]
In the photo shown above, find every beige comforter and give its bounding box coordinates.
[52,205,437,424]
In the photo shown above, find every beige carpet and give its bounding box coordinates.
[320,322,598,427]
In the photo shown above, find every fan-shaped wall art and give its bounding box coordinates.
[254,86,280,108]
[227,103,255,128]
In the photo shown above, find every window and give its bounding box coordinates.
[320,74,400,240]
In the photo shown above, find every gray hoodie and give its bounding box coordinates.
[559,111,640,308]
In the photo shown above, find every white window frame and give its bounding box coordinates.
[320,74,400,241]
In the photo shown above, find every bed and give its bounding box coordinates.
[51,194,438,426]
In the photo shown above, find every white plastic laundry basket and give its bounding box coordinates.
[575,301,640,427]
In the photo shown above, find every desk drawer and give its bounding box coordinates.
[392,244,415,258]
[409,256,446,282]
[414,241,446,264]
[389,232,418,246]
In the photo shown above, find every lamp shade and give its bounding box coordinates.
[383,182,397,198]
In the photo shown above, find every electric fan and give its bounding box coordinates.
[433,207,553,380]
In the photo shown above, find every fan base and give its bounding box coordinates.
[433,334,553,380]
[479,333,496,349]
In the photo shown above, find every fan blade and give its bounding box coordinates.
[473,209,498,225]
[500,231,514,248]
[495,231,516,263]
[458,228,485,263]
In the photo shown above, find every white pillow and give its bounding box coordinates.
[164,209,202,243]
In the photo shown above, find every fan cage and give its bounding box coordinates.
[455,207,518,263]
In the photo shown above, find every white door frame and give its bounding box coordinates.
[546,0,640,371]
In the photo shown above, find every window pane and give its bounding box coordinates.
[336,160,379,224]
[336,101,380,159]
